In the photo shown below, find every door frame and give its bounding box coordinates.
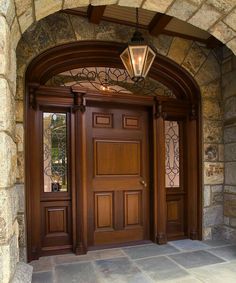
[25,41,202,261]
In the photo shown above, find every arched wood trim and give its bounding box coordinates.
[25,41,202,261]
[26,41,200,103]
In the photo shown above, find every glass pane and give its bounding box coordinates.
[143,47,156,78]
[129,46,146,76]
[165,121,180,188]
[43,113,68,192]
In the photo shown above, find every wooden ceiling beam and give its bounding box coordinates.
[149,13,173,36]
[87,5,106,24]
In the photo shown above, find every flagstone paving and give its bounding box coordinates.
[30,240,236,283]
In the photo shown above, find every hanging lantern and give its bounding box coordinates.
[120,9,156,82]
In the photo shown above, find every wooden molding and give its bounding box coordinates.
[206,36,223,49]
[87,5,106,24]
[149,13,172,36]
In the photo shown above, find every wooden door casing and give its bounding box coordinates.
[26,85,201,261]
[86,102,150,247]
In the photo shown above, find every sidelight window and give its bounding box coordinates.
[165,121,180,188]
[43,112,68,192]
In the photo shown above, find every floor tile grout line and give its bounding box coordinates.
[131,257,156,283]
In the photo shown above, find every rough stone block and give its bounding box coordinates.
[11,262,33,283]
[63,0,89,9]
[203,205,223,227]
[16,123,24,152]
[224,96,236,120]
[212,225,236,241]
[218,144,224,161]
[202,99,222,120]
[142,0,174,13]
[168,0,198,21]
[224,194,236,217]
[15,100,23,123]
[17,214,25,247]
[230,218,236,227]
[0,16,10,76]
[224,216,230,225]
[18,8,34,34]
[227,38,236,56]
[204,144,218,161]
[118,0,142,7]
[0,79,15,135]
[224,185,236,194]
[91,0,118,5]
[43,13,76,45]
[0,0,15,26]
[168,37,192,64]
[212,191,223,205]
[203,227,212,240]
[203,120,223,143]
[224,8,236,30]
[152,35,173,56]
[16,184,25,213]
[35,0,63,21]
[210,21,236,44]
[225,143,236,161]
[222,68,236,99]
[182,43,207,75]
[224,125,236,143]
[15,0,32,16]
[10,18,21,50]
[188,4,221,31]
[204,162,224,185]
[208,0,236,13]
[16,152,24,184]
[0,133,17,187]
[222,57,233,74]
[70,16,96,40]
[21,21,55,55]
[195,53,221,86]
[200,80,221,99]
[225,162,236,185]
[204,186,211,207]
[0,234,19,283]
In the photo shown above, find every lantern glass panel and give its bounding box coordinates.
[120,48,133,78]
[143,47,156,78]
[129,45,147,77]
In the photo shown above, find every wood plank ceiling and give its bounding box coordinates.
[63,4,222,49]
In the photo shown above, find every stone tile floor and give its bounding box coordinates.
[30,240,236,283]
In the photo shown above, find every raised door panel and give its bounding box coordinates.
[95,192,113,231]
[166,195,185,238]
[124,191,142,227]
[94,140,141,176]
[41,201,72,252]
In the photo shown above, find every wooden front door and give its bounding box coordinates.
[85,102,150,247]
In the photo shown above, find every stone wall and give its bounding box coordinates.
[221,47,236,241]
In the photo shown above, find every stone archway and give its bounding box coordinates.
[1,1,235,282]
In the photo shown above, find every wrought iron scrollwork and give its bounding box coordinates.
[165,121,180,188]
[46,67,176,98]
[43,113,68,192]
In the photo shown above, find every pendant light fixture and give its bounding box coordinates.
[120,8,156,82]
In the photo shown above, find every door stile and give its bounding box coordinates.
[153,102,167,244]
[73,93,88,254]
[186,113,198,240]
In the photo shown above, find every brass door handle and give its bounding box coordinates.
[140,180,147,187]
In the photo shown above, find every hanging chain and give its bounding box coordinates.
[136,8,139,32]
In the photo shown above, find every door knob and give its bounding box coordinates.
[140,180,147,187]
